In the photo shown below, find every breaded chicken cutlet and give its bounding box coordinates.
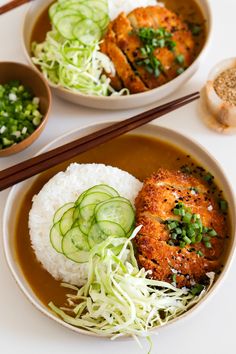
[134,169,228,288]
[100,6,195,93]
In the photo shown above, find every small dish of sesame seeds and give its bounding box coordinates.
[200,57,236,134]
[0,61,51,156]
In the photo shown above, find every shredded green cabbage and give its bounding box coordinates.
[49,226,214,341]
[32,29,128,96]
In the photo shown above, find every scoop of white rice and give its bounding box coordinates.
[29,163,143,286]
[108,0,163,20]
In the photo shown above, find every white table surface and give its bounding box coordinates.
[0,1,236,353]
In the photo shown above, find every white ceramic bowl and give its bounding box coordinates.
[3,122,236,335]
[22,0,213,110]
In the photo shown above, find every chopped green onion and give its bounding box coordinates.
[191,283,204,295]
[134,27,176,77]
[204,241,212,248]
[165,202,218,250]
[203,173,214,183]
[219,199,228,212]
[177,67,185,75]
[0,80,42,150]
[175,54,184,64]
[196,250,204,257]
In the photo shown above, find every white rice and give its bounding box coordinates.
[108,0,163,20]
[29,163,143,286]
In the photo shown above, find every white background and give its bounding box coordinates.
[0,1,236,353]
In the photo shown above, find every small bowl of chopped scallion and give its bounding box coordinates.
[0,62,51,156]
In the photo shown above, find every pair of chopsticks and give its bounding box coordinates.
[0,0,30,15]
[0,91,200,192]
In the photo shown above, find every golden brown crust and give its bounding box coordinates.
[101,6,195,93]
[100,22,148,93]
[134,168,227,287]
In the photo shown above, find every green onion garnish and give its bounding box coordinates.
[165,202,218,249]
[175,54,184,64]
[191,283,204,295]
[219,199,228,212]
[0,80,42,150]
[134,27,176,77]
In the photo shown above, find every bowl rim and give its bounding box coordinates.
[2,121,236,337]
[21,0,213,102]
[0,61,52,156]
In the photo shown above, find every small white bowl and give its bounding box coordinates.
[3,122,236,336]
[202,58,236,133]
[22,0,213,110]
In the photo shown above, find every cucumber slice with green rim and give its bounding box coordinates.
[57,14,83,39]
[50,222,63,253]
[72,219,80,228]
[49,3,59,20]
[97,220,126,237]
[85,184,119,197]
[52,9,79,27]
[80,191,112,209]
[62,227,90,263]
[73,206,81,221]
[88,221,125,248]
[96,15,109,31]
[88,223,108,248]
[67,3,93,18]
[75,190,87,206]
[86,0,108,13]
[78,218,94,235]
[60,207,75,235]
[95,199,135,233]
[80,203,97,220]
[53,202,74,224]
[73,19,101,45]
[87,4,107,22]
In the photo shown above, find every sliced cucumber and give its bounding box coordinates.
[80,203,97,220]
[49,183,134,262]
[50,222,63,253]
[60,207,75,235]
[88,223,108,248]
[97,220,126,237]
[78,217,94,235]
[95,199,135,233]
[57,14,83,39]
[88,221,125,248]
[52,9,78,27]
[62,227,90,263]
[53,202,74,224]
[73,206,81,221]
[86,0,108,13]
[67,3,93,18]
[80,191,112,209]
[84,184,119,197]
[49,3,59,20]
[87,4,107,23]
[73,19,101,45]
[75,190,87,206]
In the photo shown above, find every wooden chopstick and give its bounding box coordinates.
[0,92,199,191]
[0,0,30,15]
[0,91,199,181]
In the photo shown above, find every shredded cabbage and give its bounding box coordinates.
[49,226,214,340]
[32,29,128,97]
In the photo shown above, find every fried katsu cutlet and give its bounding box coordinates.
[134,169,227,287]
[101,6,195,93]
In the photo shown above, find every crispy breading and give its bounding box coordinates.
[101,6,195,93]
[100,23,148,93]
[134,169,227,287]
